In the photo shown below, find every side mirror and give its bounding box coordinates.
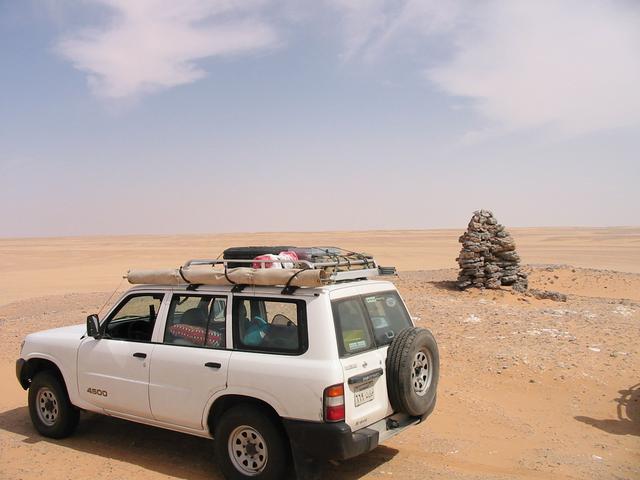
[87,314,101,338]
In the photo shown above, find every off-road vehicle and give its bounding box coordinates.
[16,247,439,479]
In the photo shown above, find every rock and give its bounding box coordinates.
[528,289,567,302]
[456,210,528,290]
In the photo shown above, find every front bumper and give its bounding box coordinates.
[283,412,423,461]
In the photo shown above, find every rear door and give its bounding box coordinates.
[149,293,232,430]
[332,290,413,429]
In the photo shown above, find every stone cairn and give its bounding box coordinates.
[456,210,528,291]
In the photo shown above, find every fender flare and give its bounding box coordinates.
[19,353,75,398]
[202,387,287,435]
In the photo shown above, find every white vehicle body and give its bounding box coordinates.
[17,277,438,478]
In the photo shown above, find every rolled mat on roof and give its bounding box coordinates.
[126,266,329,287]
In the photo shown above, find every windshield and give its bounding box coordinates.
[332,290,412,356]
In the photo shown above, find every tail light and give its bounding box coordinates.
[323,384,345,422]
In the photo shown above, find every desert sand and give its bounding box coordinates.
[1,227,639,479]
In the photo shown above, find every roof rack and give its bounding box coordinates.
[182,257,387,283]
[126,247,396,293]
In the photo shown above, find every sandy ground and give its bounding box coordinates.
[0,228,639,479]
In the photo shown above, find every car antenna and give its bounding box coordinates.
[97,276,126,318]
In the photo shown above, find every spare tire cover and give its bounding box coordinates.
[386,327,439,417]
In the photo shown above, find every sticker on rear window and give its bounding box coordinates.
[365,296,377,303]
[348,340,367,351]
[385,297,397,308]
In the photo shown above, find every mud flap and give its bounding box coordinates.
[291,448,323,480]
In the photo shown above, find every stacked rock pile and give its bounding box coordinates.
[456,210,528,290]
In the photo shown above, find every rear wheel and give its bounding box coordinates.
[386,327,439,417]
[214,405,288,480]
[28,371,79,438]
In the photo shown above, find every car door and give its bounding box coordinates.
[334,290,416,429]
[331,294,392,429]
[77,292,168,419]
[148,292,232,430]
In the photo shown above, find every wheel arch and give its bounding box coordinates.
[206,394,284,438]
[19,357,70,398]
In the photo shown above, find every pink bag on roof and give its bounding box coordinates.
[252,251,299,269]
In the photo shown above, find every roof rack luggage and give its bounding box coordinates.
[126,246,396,293]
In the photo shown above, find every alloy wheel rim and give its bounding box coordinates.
[36,387,59,426]
[411,349,433,396]
[228,425,268,476]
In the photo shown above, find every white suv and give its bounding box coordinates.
[16,250,439,480]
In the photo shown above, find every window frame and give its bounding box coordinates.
[332,290,412,358]
[101,292,167,344]
[163,293,229,350]
[232,296,309,356]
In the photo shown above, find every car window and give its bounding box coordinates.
[362,291,411,346]
[332,297,374,356]
[164,294,227,348]
[104,294,164,342]
[233,298,306,354]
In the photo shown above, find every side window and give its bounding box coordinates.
[104,294,164,342]
[164,294,227,348]
[332,297,374,356]
[233,298,306,354]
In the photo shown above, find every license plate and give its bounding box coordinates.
[354,384,375,407]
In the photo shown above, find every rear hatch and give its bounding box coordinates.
[331,286,413,430]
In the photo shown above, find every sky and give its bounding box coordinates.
[1,0,639,237]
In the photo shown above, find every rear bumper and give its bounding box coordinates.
[283,419,378,460]
[283,411,425,461]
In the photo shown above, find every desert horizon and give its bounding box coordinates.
[2,226,639,306]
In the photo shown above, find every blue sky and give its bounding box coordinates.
[1,0,639,237]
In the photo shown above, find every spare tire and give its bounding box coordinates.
[386,327,439,417]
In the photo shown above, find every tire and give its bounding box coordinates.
[214,405,288,480]
[28,371,80,439]
[386,327,439,417]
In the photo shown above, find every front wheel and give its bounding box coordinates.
[214,405,288,480]
[28,371,79,438]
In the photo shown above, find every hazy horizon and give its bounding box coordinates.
[1,225,639,242]
[1,1,639,237]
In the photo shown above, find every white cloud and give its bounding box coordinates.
[325,0,388,60]
[56,0,640,134]
[58,0,278,99]
[429,1,640,135]
[331,0,640,135]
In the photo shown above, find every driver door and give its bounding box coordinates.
[78,292,167,419]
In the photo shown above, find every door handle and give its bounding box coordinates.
[348,367,383,385]
[133,352,147,359]
[204,362,221,369]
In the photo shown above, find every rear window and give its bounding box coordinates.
[332,291,411,357]
[333,298,374,355]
